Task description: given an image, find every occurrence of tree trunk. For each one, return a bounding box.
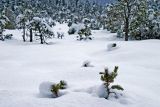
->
[125,18,129,41]
[76,0,79,7]
[38,26,43,44]
[30,28,33,42]
[0,28,4,41]
[40,34,43,44]
[23,26,26,42]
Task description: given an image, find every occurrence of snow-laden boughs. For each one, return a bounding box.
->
[105,4,122,33]
[77,25,92,41]
[68,23,85,35]
[0,10,10,41]
[16,14,27,42]
[16,9,34,42]
[99,66,124,99]
[90,19,101,30]
[29,17,55,44]
[0,0,110,35]
[0,0,159,41]
[106,0,160,40]
[44,17,56,27]
[130,0,160,40]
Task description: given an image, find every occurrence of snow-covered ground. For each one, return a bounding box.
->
[0,23,160,107]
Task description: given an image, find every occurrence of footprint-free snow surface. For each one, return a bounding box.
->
[0,23,160,107]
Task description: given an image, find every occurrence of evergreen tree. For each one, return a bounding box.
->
[146,0,160,39]
[0,9,10,41]
[99,66,124,99]
[25,9,34,42]
[130,0,148,40]
[106,0,159,40]
[29,17,55,44]
[3,7,16,29]
[77,25,92,40]
[16,14,27,42]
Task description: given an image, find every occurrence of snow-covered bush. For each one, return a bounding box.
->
[4,34,13,40]
[90,19,100,30]
[82,61,91,67]
[77,26,92,41]
[68,27,76,35]
[107,43,117,51]
[68,23,85,35]
[117,28,124,38]
[99,66,124,99]
[68,21,72,27]
[57,32,64,39]
[39,80,67,98]
[45,17,56,27]
[83,18,91,25]
[51,80,67,97]
[82,60,94,67]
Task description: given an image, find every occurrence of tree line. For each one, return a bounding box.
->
[0,0,159,42]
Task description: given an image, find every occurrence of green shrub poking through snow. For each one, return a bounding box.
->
[51,80,67,97]
[59,80,67,89]
[51,84,60,97]
[99,66,124,99]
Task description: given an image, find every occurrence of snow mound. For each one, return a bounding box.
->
[82,60,94,67]
[39,81,54,98]
[95,84,108,98]
[85,84,124,99]
[39,81,68,98]
[73,84,128,104]
[107,43,119,51]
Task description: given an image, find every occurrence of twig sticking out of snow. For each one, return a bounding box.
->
[82,61,94,67]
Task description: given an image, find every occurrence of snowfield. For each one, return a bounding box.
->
[0,23,160,107]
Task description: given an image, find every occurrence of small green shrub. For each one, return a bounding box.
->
[50,80,67,97]
[51,84,60,97]
[77,26,92,40]
[99,66,124,99]
[59,80,67,89]
[68,28,76,35]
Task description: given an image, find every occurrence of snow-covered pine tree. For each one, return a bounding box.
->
[0,0,108,35]
[0,9,10,41]
[105,4,122,33]
[99,66,124,99]
[106,0,160,40]
[51,80,67,97]
[114,0,138,41]
[146,0,160,39]
[77,25,92,40]
[16,14,27,42]
[130,0,148,40]
[25,9,34,42]
[29,17,55,44]
[3,6,16,29]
